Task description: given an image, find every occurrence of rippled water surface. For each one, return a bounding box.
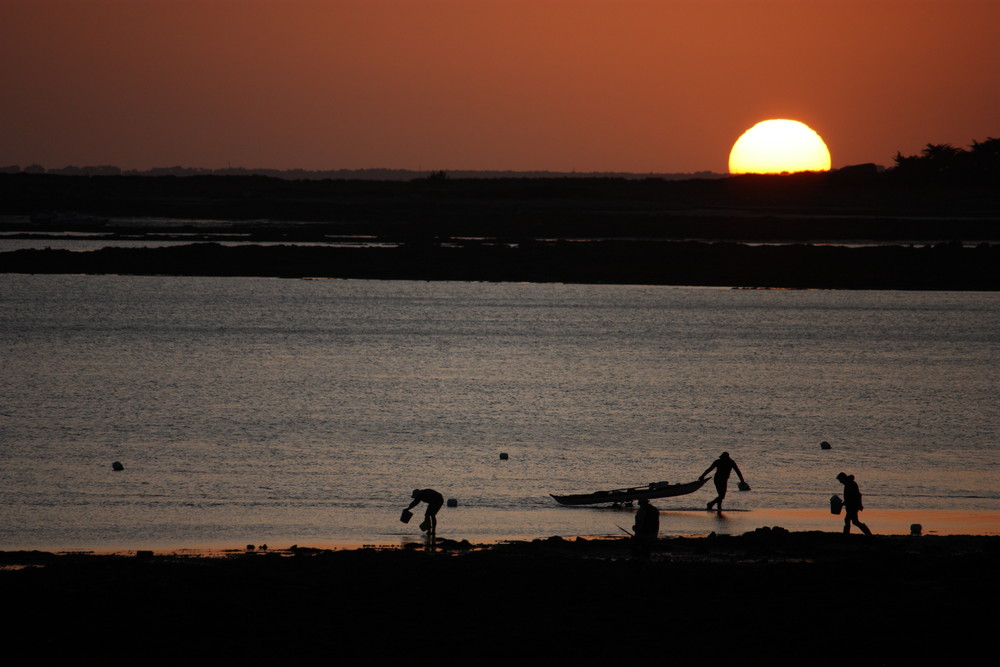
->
[2,276,998,548]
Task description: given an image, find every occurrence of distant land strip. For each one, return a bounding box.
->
[3,241,999,290]
[3,171,997,288]
[3,170,998,226]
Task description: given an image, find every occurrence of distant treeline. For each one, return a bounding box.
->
[891,138,1000,185]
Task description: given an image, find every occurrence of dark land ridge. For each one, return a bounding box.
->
[3,530,996,664]
[2,170,998,288]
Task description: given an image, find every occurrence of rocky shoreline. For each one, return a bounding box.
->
[3,530,996,663]
[5,239,1000,290]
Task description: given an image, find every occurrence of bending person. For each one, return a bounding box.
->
[699,451,748,513]
[406,488,444,538]
[631,498,660,560]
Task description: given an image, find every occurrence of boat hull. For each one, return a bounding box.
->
[550,478,709,506]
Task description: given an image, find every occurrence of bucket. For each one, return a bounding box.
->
[830,495,843,515]
[400,509,413,524]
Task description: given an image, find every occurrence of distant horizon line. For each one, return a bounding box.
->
[1,164,734,180]
[1,163,891,181]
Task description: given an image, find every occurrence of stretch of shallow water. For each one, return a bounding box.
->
[1,276,998,549]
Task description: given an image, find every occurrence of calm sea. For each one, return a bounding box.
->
[1,275,998,549]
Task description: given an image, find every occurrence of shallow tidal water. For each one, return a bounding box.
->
[1,275,998,549]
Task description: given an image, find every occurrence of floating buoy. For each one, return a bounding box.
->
[447,498,458,507]
[820,441,832,450]
[112,461,124,471]
[499,452,509,460]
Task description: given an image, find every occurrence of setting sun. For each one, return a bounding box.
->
[729,119,832,174]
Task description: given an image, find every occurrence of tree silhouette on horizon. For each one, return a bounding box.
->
[892,138,1000,185]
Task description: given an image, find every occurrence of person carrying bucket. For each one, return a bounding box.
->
[699,451,749,513]
[836,472,873,536]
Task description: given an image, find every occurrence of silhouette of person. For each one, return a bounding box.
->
[631,498,660,559]
[406,488,444,538]
[836,472,873,536]
[700,451,748,512]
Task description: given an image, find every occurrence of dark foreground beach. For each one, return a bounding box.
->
[4,530,996,665]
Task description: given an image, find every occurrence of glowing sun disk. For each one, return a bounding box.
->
[729,119,831,174]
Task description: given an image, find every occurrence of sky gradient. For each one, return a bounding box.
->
[2,0,997,173]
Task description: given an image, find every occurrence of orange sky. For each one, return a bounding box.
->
[1,0,997,173]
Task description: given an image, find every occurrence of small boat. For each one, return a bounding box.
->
[550,478,709,506]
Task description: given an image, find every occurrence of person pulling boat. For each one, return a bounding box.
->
[700,452,749,513]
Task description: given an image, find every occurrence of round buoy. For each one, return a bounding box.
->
[447,498,458,507]
[820,441,832,450]
[499,452,509,460]
[112,461,124,471]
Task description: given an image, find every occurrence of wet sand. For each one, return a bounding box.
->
[6,507,996,557]
[661,507,1000,537]
[3,529,996,665]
